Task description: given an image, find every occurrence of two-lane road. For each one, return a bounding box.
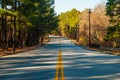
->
[0,36,120,80]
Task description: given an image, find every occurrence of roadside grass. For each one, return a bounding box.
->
[71,39,120,56]
[0,39,49,57]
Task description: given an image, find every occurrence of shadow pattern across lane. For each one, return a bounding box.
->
[0,36,120,80]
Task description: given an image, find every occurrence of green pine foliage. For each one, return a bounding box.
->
[0,9,17,16]
[0,0,58,51]
[58,8,80,39]
[105,0,120,47]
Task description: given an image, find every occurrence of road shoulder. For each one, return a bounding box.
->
[71,39,120,56]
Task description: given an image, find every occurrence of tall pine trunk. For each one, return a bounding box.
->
[13,0,17,53]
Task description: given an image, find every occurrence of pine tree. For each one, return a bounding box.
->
[105,0,120,47]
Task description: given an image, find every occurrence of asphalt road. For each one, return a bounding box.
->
[0,36,120,80]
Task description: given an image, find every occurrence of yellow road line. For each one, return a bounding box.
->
[55,49,65,80]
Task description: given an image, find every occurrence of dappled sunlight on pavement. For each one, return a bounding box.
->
[0,36,120,80]
[59,38,120,80]
[54,49,64,80]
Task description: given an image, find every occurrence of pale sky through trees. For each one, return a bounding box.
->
[55,0,107,14]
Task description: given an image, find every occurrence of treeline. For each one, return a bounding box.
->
[58,0,120,48]
[0,0,58,53]
[58,8,80,39]
[78,3,109,47]
[105,0,120,48]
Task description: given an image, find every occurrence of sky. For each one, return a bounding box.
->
[54,0,107,14]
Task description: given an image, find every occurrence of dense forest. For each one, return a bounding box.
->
[58,8,80,39]
[0,0,58,53]
[105,0,120,48]
[58,0,120,48]
[0,0,120,54]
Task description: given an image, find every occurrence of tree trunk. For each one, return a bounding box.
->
[13,0,17,53]
[1,0,6,51]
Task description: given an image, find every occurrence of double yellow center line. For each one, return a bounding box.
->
[54,49,65,80]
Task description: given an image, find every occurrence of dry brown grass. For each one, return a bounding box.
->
[0,38,49,57]
[71,40,120,56]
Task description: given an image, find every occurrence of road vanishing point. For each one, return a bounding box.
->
[0,36,120,80]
